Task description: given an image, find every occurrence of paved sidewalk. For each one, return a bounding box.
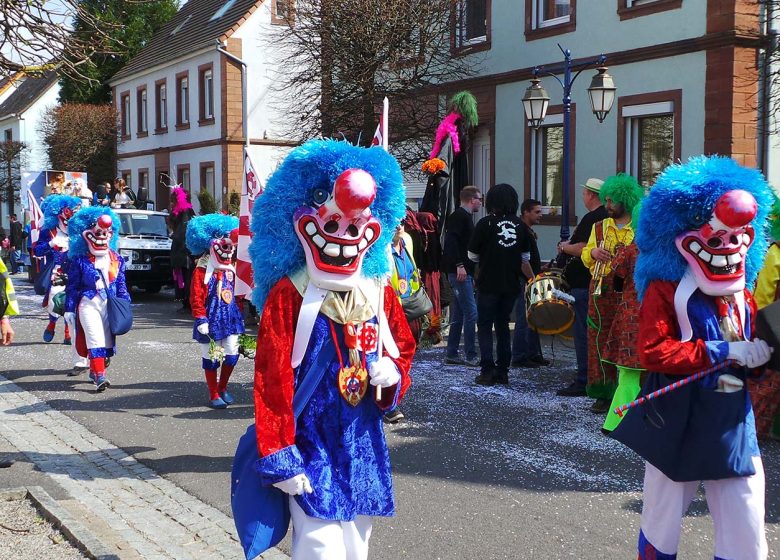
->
[0,373,287,560]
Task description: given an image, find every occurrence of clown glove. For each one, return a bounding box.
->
[273,474,313,496]
[197,323,209,335]
[369,356,401,388]
[727,339,772,368]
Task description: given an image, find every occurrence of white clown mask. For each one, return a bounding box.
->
[294,169,381,291]
[674,189,757,296]
[82,214,113,256]
[58,205,78,235]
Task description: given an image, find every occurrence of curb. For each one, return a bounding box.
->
[0,486,118,559]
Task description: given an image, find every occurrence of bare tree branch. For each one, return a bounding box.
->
[0,0,121,81]
[267,0,481,171]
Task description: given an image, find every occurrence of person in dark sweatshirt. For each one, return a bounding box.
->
[468,183,530,386]
[442,186,483,367]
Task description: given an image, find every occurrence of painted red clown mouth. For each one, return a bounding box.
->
[297,215,380,273]
[211,239,234,264]
[84,230,109,251]
[680,233,751,280]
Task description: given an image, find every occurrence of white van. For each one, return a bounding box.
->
[114,208,172,293]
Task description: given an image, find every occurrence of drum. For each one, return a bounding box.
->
[525,270,575,335]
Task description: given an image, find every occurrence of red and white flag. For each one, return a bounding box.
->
[235,148,264,298]
[26,188,43,246]
[371,97,389,151]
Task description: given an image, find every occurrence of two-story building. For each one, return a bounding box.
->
[442,0,773,254]
[109,0,295,213]
[0,70,59,222]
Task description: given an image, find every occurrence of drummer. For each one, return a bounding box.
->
[511,199,549,368]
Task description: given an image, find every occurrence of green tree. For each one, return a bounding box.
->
[59,0,179,103]
[198,188,218,215]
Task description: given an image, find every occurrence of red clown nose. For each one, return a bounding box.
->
[714,189,757,228]
[98,214,113,229]
[333,169,377,219]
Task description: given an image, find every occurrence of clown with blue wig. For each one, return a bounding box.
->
[185,213,243,409]
[64,207,131,392]
[231,140,415,560]
[34,194,91,373]
[611,156,773,559]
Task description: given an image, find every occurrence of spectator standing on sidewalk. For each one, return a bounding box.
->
[442,185,482,367]
[0,257,18,345]
[469,183,527,386]
[8,214,25,274]
[556,178,607,396]
[511,198,549,369]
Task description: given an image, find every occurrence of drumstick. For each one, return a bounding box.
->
[614,360,735,417]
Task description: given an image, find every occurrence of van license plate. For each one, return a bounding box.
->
[126,264,151,271]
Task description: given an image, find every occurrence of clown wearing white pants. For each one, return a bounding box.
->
[289,497,372,560]
[610,156,775,560]
[640,458,767,560]
[65,208,131,393]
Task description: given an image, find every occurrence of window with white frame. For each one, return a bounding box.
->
[203,165,215,198]
[454,0,487,48]
[121,93,131,137]
[623,101,675,187]
[201,69,214,120]
[138,88,148,133]
[157,82,167,130]
[177,75,189,125]
[177,166,191,191]
[532,0,571,29]
[529,113,564,207]
[626,0,660,6]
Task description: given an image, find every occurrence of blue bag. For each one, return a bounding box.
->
[231,343,336,560]
[33,258,55,296]
[100,270,133,336]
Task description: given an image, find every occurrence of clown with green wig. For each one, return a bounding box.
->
[581,174,645,414]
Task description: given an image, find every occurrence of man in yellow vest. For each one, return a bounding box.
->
[0,257,18,344]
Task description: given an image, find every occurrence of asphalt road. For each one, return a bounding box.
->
[3,281,779,559]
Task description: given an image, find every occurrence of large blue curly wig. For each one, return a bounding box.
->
[249,139,406,311]
[186,214,239,256]
[635,155,774,300]
[41,194,82,230]
[68,206,120,257]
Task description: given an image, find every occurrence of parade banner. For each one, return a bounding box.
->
[26,188,43,246]
[235,149,264,298]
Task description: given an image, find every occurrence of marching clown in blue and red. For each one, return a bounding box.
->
[232,139,415,560]
[611,156,774,560]
[64,207,131,392]
[185,213,244,409]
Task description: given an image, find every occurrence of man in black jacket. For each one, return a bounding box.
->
[555,178,608,396]
[443,186,482,366]
[8,214,25,274]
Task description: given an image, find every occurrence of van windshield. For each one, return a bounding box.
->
[118,213,169,237]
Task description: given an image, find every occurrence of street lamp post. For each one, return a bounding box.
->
[522,44,616,241]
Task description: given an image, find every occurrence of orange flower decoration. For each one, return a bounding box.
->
[422,158,446,175]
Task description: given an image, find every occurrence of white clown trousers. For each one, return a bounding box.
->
[198,334,239,360]
[640,457,767,560]
[289,497,372,560]
[78,295,113,352]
